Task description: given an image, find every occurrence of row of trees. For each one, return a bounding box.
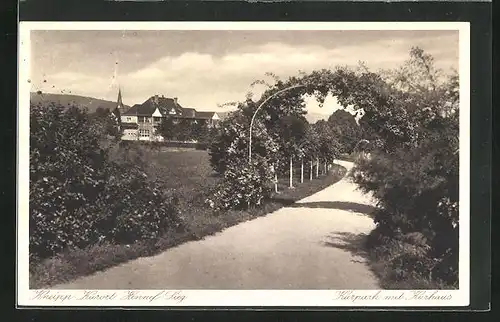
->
[206,69,375,211]
[207,76,349,210]
[207,47,459,286]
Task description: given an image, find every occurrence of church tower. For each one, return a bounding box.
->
[116,87,124,110]
[112,87,123,130]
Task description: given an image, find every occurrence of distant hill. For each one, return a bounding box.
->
[30,92,129,114]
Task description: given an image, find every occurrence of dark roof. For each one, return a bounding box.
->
[122,95,184,116]
[121,95,218,120]
[182,108,196,118]
[195,111,217,119]
[121,104,141,116]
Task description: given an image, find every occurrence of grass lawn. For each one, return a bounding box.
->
[29,149,346,288]
[149,149,219,206]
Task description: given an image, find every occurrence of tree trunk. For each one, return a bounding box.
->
[310,159,313,181]
[289,156,294,188]
[316,157,319,177]
[324,161,327,174]
[273,163,278,193]
[300,159,304,183]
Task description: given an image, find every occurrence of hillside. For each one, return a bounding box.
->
[30,92,129,114]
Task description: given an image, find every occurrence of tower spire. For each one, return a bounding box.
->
[116,86,123,109]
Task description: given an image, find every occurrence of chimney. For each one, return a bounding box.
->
[173,97,178,105]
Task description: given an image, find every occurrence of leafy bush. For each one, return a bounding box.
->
[353,126,459,285]
[206,157,273,211]
[209,109,280,174]
[29,103,181,261]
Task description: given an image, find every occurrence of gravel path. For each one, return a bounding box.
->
[53,160,380,289]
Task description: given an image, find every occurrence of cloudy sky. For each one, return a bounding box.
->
[30,29,458,115]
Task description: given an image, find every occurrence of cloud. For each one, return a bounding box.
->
[31,30,458,116]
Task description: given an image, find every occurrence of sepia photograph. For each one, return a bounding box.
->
[17,22,470,307]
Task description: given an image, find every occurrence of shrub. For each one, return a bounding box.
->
[206,157,273,211]
[30,103,110,259]
[347,47,460,287]
[353,115,459,286]
[29,103,181,261]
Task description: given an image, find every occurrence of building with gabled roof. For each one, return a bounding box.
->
[119,93,220,141]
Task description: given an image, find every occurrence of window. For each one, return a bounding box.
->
[138,116,145,123]
[139,129,150,137]
[154,117,161,122]
[126,117,132,122]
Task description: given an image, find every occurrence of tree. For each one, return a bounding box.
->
[303,125,321,180]
[158,117,208,142]
[223,49,460,285]
[30,103,181,260]
[157,116,176,140]
[207,49,460,288]
[89,106,121,141]
[327,109,362,154]
[312,120,341,173]
[350,47,460,285]
[207,106,280,210]
[273,114,309,188]
[209,106,280,176]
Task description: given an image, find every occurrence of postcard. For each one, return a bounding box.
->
[17,21,470,307]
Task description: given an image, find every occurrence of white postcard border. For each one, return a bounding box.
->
[17,21,470,307]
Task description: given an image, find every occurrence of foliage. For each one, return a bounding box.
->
[209,107,280,175]
[311,120,342,162]
[29,103,181,261]
[157,116,176,140]
[157,116,213,142]
[208,47,459,286]
[30,160,346,289]
[90,107,122,141]
[351,48,460,286]
[206,158,274,211]
[327,110,363,154]
[272,114,310,173]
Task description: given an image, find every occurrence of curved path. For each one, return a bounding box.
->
[53,160,380,289]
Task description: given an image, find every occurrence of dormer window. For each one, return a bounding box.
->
[169,108,176,115]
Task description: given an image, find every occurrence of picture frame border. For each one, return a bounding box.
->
[13,0,491,313]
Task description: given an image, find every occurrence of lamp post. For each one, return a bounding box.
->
[353,139,370,151]
[248,84,304,163]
